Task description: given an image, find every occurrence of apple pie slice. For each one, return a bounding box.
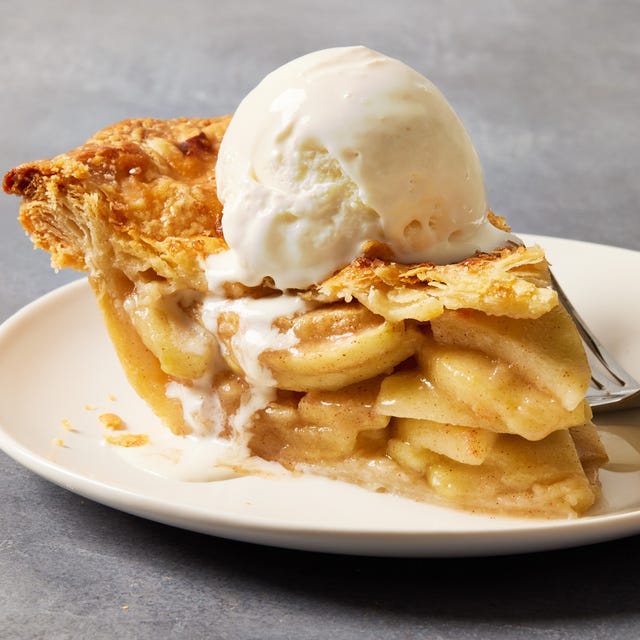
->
[3,116,607,518]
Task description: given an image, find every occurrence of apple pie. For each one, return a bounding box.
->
[3,116,607,518]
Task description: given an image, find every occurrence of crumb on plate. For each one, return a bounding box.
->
[99,412,125,430]
[105,433,150,447]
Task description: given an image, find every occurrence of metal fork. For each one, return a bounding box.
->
[550,272,640,412]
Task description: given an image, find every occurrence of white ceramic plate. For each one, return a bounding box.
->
[2,235,640,557]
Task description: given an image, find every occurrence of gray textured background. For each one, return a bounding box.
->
[1,1,640,638]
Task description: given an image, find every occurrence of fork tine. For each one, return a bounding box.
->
[549,271,640,412]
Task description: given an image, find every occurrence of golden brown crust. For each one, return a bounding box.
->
[3,116,231,285]
[310,244,558,322]
[89,272,190,435]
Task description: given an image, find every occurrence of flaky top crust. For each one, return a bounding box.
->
[3,116,231,288]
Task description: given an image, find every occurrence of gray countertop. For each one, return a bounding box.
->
[2,1,640,638]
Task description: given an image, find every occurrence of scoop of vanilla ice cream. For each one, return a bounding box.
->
[215,46,514,290]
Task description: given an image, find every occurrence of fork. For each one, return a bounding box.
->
[550,271,640,412]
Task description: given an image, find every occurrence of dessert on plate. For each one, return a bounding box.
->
[3,46,607,518]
